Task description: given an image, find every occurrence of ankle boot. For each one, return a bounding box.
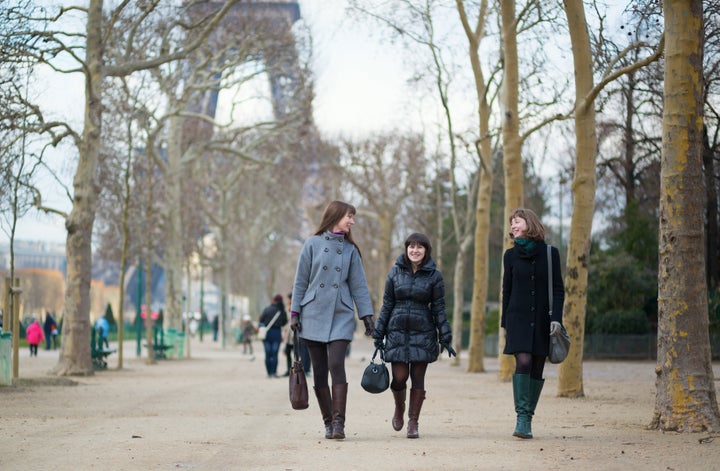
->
[512,374,532,439]
[406,389,425,439]
[527,377,545,436]
[331,383,348,439]
[391,386,407,431]
[314,386,333,439]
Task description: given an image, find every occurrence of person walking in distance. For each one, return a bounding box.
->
[501,208,565,439]
[290,200,375,440]
[373,233,455,439]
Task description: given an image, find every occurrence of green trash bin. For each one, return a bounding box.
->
[164,329,177,358]
[0,332,12,386]
[175,332,185,359]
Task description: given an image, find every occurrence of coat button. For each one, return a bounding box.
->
[337,249,342,254]
[530,307,535,311]
[322,266,328,270]
[325,236,329,240]
[530,275,535,280]
[332,283,339,288]
[335,267,341,272]
[324,248,329,252]
[320,283,325,288]
[531,290,535,296]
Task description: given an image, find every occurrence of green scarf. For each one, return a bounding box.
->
[514,238,536,250]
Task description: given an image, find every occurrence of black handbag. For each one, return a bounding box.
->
[547,245,571,364]
[288,335,309,409]
[361,347,389,394]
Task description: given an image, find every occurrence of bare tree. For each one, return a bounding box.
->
[3,0,243,375]
[650,0,720,432]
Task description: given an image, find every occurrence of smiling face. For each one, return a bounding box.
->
[510,216,529,239]
[332,212,355,233]
[407,241,426,267]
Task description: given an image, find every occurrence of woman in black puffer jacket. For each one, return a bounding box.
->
[373,233,455,439]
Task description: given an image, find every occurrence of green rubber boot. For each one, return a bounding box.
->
[512,374,532,439]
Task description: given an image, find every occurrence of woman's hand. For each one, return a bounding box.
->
[290,313,301,332]
[362,316,375,337]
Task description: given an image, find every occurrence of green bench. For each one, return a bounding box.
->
[91,328,116,369]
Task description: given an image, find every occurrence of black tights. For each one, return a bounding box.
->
[390,362,428,390]
[303,339,350,387]
[514,353,545,380]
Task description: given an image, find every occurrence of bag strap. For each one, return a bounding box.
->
[547,245,553,318]
[293,330,301,363]
[265,308,282,330]
[371,347,385,363]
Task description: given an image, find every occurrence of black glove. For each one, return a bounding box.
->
[290,315,301,333]
[374,337,384,351]
[440,341,456,358]
[362,316,375,337]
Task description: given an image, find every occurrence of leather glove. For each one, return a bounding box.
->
[290,314,301,333]
[550,321,561,335]
[440,341,456,358]
[362,316,375,337]
[374,337,384,351]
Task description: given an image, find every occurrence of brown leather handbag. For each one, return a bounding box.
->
[288,335,309,409]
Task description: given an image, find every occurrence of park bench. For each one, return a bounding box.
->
[91,328,116,370]
[144,326,173,359]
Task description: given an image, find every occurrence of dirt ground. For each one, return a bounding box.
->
[2,335,720,471]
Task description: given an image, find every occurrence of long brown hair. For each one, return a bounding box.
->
[508,208,545,242]
[314,200,361,255]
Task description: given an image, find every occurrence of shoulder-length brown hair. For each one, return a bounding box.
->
[508,208,545,242]
[314,200,361,254]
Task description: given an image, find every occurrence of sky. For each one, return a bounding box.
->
[12,0,413,244]
[9,1,633,245]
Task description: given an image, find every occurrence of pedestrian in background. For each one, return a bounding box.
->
[373,232,454,439]
[501,208,565,439]
[259,294,287,378]
[26,319,44,357]
[241,314,256,356]
[290,200,375,440]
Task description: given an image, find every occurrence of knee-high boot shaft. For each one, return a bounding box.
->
[331,383,348,439]
[314,386,333,439]
[512,374,532,439]
[406,389,425,439]
[391,386,407,431]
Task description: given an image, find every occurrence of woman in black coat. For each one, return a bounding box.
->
[502,208,564,439]
[374,233,455,439]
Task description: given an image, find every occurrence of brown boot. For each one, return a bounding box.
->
[331,383,348,439]
[314,386,333,439]
[406,389,425,439]
[391,386,407,431]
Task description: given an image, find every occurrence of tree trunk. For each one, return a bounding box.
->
[557,0,597,398]
[52,0,104,376]
[163,117,185,331]
[651,0,720,432]
[497,0,523,381]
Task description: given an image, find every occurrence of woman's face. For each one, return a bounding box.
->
[407,242,426,265]
[510,216,528,239]
[332,212,355,233]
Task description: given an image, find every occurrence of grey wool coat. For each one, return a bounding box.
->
[501,241,564,356]
[374,255,452,363]
[291,232,374,343]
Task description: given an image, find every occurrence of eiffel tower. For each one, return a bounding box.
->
[184,0,325,231]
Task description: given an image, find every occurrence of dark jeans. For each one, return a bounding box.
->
[29,344,38,356]
[262,327,282,376]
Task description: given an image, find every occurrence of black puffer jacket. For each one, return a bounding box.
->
[374,255,452,363]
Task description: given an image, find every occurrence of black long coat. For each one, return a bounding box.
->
[374,255,452,363]
[501,241,564,356]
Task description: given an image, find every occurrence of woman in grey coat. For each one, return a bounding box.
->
[373,233,455,439]
[290,201,375,440]
[502,208,564,439]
